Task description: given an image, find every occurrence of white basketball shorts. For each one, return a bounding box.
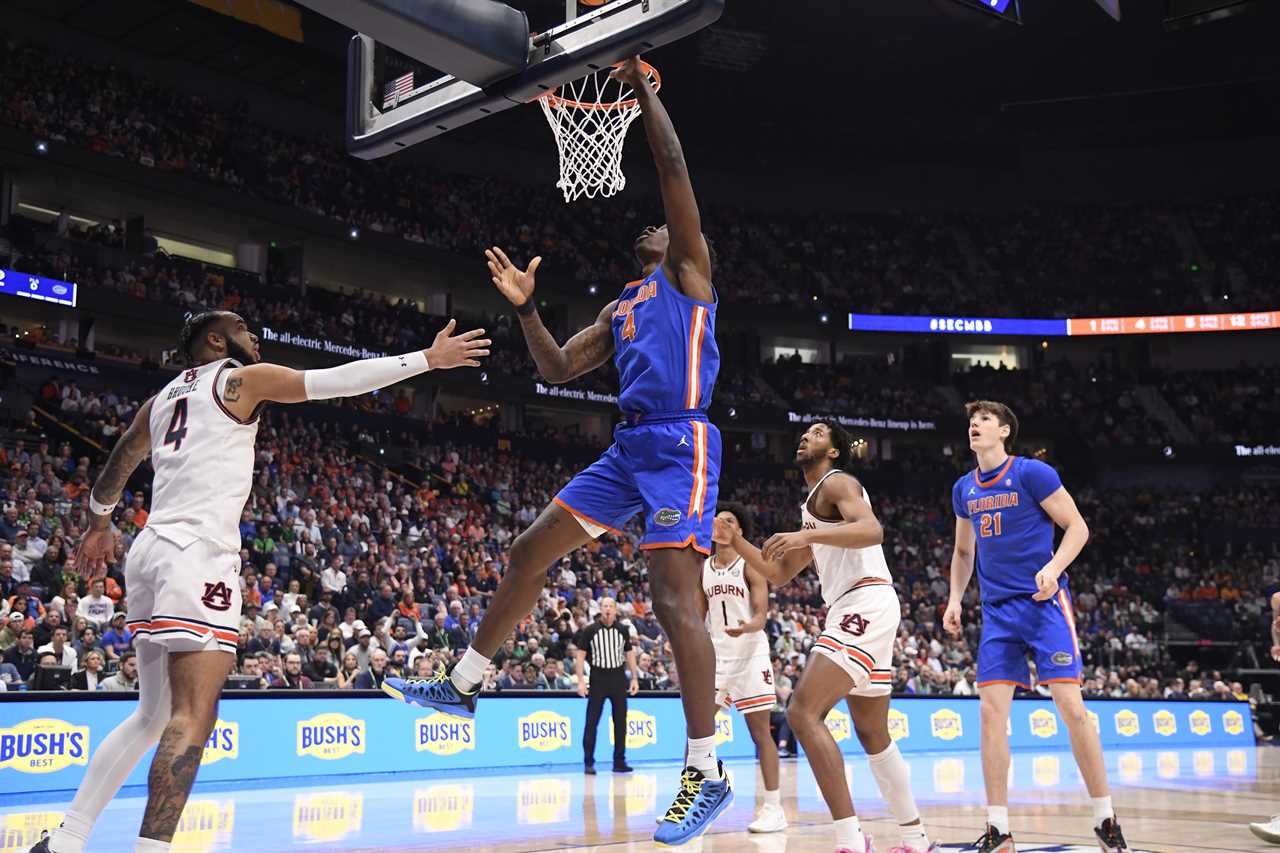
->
[812,581,900,696]
[126,527,242,654]
[715,652,777,715]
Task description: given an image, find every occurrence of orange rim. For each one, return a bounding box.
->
[539,61,661,111]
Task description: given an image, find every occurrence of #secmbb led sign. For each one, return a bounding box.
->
[849,310,1280,337]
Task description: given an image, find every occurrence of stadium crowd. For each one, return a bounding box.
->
[1,35,1277,321]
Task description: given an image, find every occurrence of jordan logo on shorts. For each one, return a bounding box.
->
[839,612,870,637]
[201,581,233,612]
[678,435,689,447]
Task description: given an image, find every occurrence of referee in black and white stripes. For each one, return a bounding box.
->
[575,597,637,774]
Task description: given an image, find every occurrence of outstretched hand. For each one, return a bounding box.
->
[425,319,490,369]
[610,56,650,92]
[72,527,114,581]
[486,247,540,309]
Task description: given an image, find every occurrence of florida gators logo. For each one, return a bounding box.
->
[839,612,869,637]
[201,581,233,612]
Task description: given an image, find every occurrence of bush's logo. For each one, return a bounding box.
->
[930,708,963,741]
[1,812,65,851]
[518,778,571,825]
[1194,750,1214,777]
[1114,709,1140,737]
[172,798,235,853]
[714,710,734,746]
[1153,709,1177,737]
[417,713,475,756]
[620,773,658,817]
[292,791,363,842]
[0,718,89,774]
[1157,751,1180,779]
[1118,752,1143,782]
[824,709,851,743]
[201,719,239,766]
[609,710,657,749]
[296,714,365,760]
[1028,708,1058,739]
[1228,749,1247,776]
[932,757,964,793]
[1033,755,1061,787]
[413,783,474,833]
[1223,709,1245,736]
[518,710,571,752]
[1189,710,1211,736]
[887,708,910,742]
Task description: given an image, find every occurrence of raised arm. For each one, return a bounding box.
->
[77,397,156,577]
[779,474,884,554]
[219,319,490,421]
[486,246,616,384]
[943,516,976,638]
[614,58,713,302]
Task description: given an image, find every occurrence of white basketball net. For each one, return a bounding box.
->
[538,64,660,203]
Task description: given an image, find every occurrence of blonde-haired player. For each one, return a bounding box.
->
[34,311,487,853]
[718,422,939,853]
[702,501,786,834]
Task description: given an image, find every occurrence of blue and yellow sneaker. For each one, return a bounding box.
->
[653,761,733,847]
[381,667,477,719]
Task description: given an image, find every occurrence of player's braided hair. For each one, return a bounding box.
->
[714,500,754,540]
[177,310,224,366]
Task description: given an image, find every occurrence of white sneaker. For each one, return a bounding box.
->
[747,802,788,833]
[1250,816,1280,844]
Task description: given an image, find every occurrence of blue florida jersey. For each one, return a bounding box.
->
[952,455,1066,603]
[612,264,719,416]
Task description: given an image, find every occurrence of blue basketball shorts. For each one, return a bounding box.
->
[976,587,1083,688]
[554,413,720,555]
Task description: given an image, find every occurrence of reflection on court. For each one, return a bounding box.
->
[0,746,1273,853]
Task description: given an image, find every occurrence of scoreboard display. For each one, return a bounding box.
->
[0,268,77,308]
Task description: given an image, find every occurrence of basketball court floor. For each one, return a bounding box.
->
[3,745,1277,853]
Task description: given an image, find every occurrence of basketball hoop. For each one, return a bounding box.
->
[537,61,661,203]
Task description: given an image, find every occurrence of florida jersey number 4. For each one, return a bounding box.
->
[621,311,637,342]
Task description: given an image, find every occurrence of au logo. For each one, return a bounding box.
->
[518,710,571,752]
[1114,709,1140,738]
[413,783,475,833]
[417,713,475,756]
[932,757,964,793]
[1,812,65,852]
[1223,709,1245,736]
[1033,755,1061,787]
[1189,710,1211,736]
[609,710,657,749]
[518,778,572,825]
[201,719,239,766]
[292,791,364,842]
[172,799,235,853]
[1028,708,1058,739]
[0,718,89,774]
[1153,709,1177,737]
[931,708,963,742]
[1118,752,1143,782]
[297,713,365,760]
[887,708,910,742]
[824,709,852,743]
[714,710,734,746]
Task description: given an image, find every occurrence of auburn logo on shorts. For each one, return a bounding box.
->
[201,581,233,612]
[839,612,870,637]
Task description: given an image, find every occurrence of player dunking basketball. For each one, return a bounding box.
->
[945,400,1130,853]
[721,423,939,853]
[701,502,786,834]
[381,57,731,847]
[33,312,487,853]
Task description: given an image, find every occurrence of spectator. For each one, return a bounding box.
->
[280,652,311,689]
[101,613,134,659]
[100,651,139,691]
[3,629,37,681]
[336,651,361,689]
[80,579,115,631]
[71,649,105,690]
[37,626,77,669]
[352,648,389,689]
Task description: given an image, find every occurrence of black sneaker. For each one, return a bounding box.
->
[970,825,1015,852]
[613,762,633,773]
[28,831,51,853]
[382,666,477,718]
[584,765,597,775]
[1095,817,1130,852]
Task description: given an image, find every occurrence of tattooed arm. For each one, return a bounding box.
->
[75,396,155,577]
[519,300,617,385]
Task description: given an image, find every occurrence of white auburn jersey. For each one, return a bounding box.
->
[702,555,769,660]
[801,469,893,605]
[145,358,259,552]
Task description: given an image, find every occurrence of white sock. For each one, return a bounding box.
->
[867,742,923,831]
[686,734,719,777]
[451,647,489,692]
[48,816,90,853]
[763,788,782,808]
[135,839,170,853]
[54,644,172,853]
[988,805,1010,835]
[833,815,865,850]
[901,822,931,851]
[1092,795,1114,827]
